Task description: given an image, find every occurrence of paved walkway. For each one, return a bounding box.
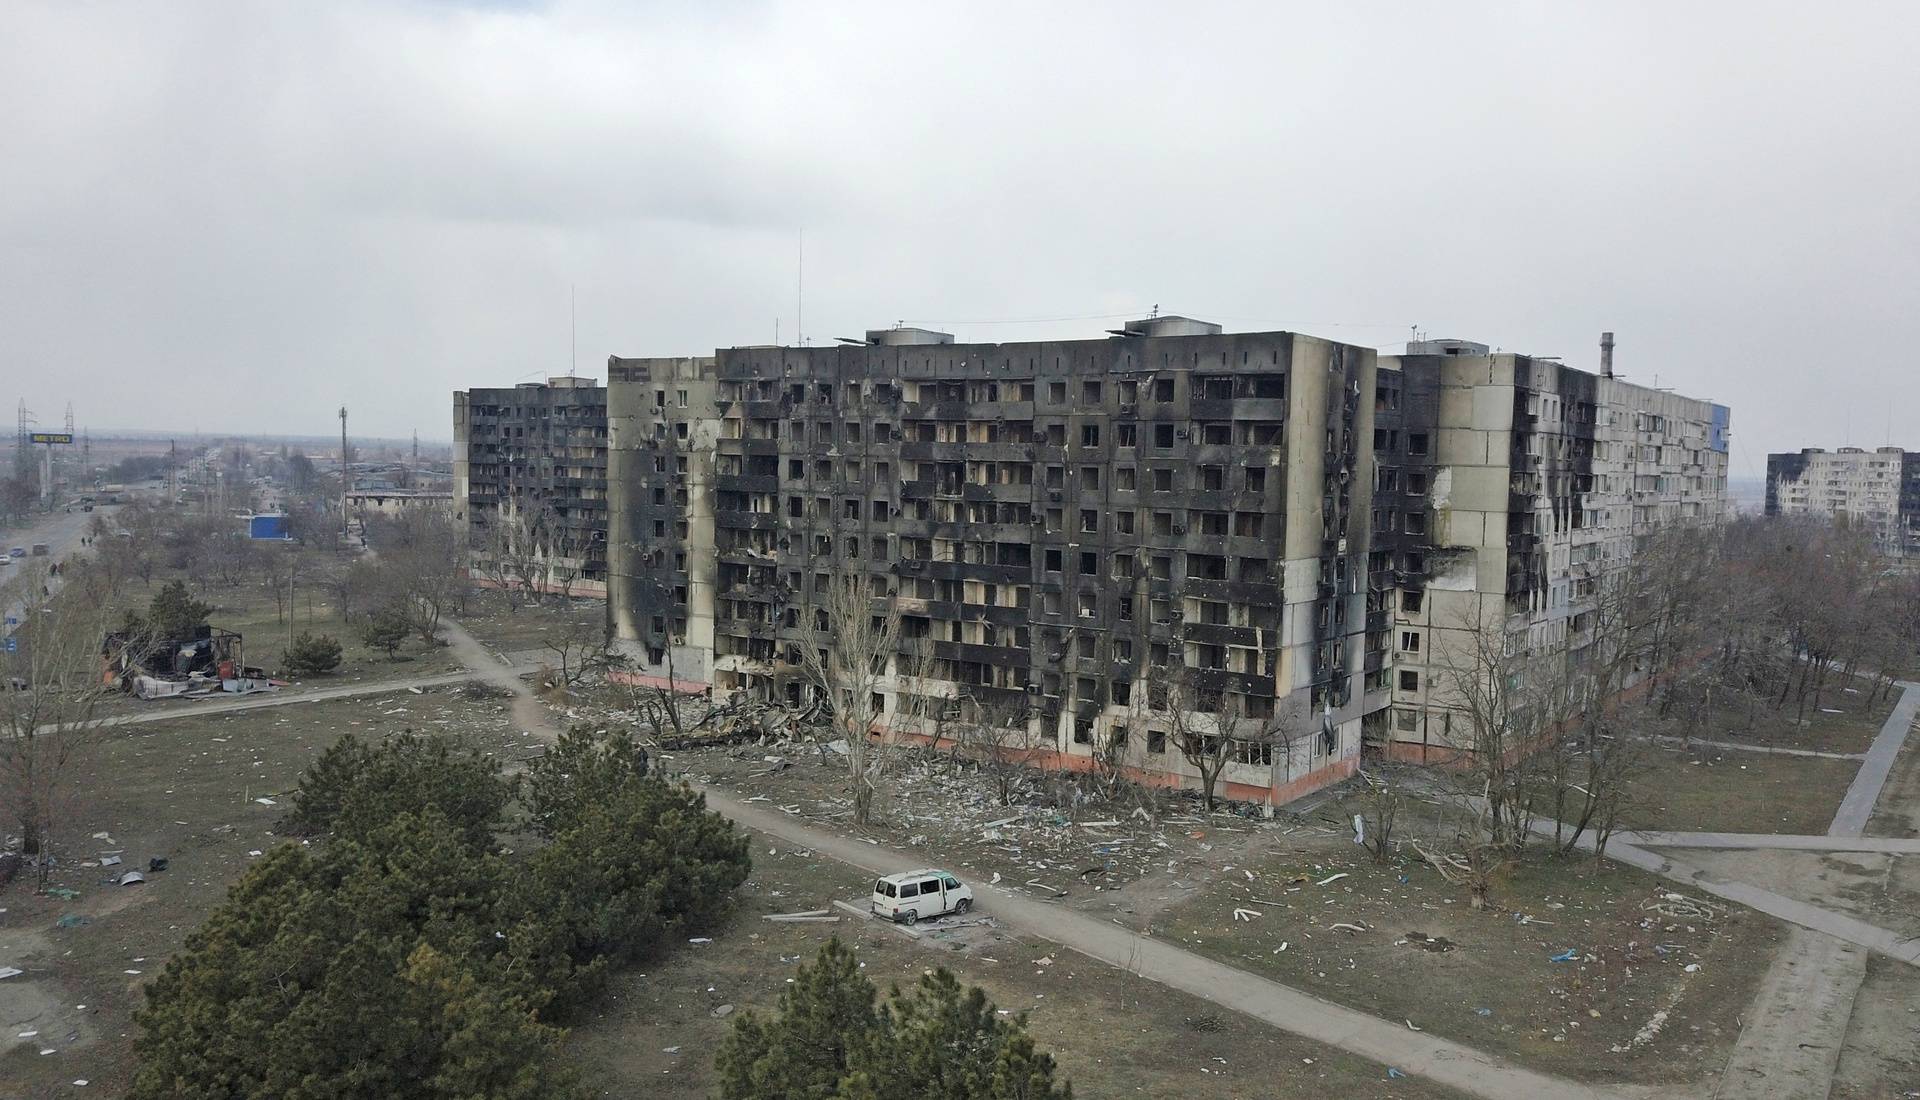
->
[1709,680,1920,1098]
[1619,831,1920,854]
[1546,826,1920,965]
[699,788,1641,1100]
[1830,681,1920,836]
[1645,735,1863,761]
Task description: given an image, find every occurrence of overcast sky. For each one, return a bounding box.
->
[4,1,1915,475]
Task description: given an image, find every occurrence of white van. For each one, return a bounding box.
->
[871,869,974,925]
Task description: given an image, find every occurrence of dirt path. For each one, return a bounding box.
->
[693,787,1645,1100]
[438,616,563,738]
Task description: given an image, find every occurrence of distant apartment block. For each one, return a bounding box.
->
[452,376,609,597]
[1766,446,1920,558]
[1373,338,1732,762]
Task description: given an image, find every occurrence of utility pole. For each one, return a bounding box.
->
[338,406,350,545]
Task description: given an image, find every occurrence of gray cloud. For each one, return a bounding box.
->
[3,0,1915,474]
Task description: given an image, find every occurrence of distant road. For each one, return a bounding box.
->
[1,503,114,643]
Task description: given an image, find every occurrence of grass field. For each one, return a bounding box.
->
[564,842,1468,1100]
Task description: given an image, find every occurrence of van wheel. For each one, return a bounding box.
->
[903,910,918,926]
[955,898,972,915]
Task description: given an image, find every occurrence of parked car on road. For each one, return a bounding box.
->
[871,869,974,925]
[7,548,24,559]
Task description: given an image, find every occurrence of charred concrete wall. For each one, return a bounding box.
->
[453,378,609,598]
[684,327,1376,802]
[606,356,720,687]
[1378,349,1730,758]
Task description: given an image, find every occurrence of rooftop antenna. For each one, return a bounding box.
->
[796,229,804,348]
[1150,303,1160,319]
[570,283,577,377]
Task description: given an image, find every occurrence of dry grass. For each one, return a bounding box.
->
[1150,834,1782,1085]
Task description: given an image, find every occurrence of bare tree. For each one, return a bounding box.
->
[372,509,466,642]
[1356,768,1403,864]
[0,565,135,878]
[1433,613,1551,852]
[1411,789,1512,911]
[472,502,545,609]
[954,692,1041,806]
[797,567,901,826]
[540,612,610,688]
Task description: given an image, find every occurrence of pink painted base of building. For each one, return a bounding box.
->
[893,729,1359,807]
[467,574,607,600]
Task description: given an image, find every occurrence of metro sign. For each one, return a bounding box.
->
[29,432,73,445]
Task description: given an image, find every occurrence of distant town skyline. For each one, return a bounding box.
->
[7,2,1917,485]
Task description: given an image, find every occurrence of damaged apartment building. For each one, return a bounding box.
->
[598,319,1730,804]
[1371,335,1731,762]
[452,376,611,597]
[1766,446,1920,558]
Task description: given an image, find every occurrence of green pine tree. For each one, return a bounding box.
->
[716,938,880,1100]
[147,579,211,639]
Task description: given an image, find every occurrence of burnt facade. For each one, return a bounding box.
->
[1378,341,1731,760]
[452,377,609,597]
[595,321,1732,795]
[608,318,1379,803]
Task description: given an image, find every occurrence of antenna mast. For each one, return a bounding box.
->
[797,229,804,348]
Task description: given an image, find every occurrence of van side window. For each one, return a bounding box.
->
[943,877,961,890]
[899,882,919,898]
[920,879,941,895]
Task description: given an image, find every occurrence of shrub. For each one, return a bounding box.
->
[284,632,343,674]
[718,940,1071,1099]
[359,604,412,658]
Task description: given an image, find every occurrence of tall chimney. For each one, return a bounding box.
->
[1600,331,1615,378]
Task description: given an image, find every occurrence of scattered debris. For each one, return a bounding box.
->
[711,1003,735,1018]
[118,871,147,887]
[1232,908,1262,922]
[1549,948,1579,963]
[1316,872,1350,886]
[1643,892,1726,922]
[1401,931,1456,953]
[763,909,840,924]
[0,967,21,980]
